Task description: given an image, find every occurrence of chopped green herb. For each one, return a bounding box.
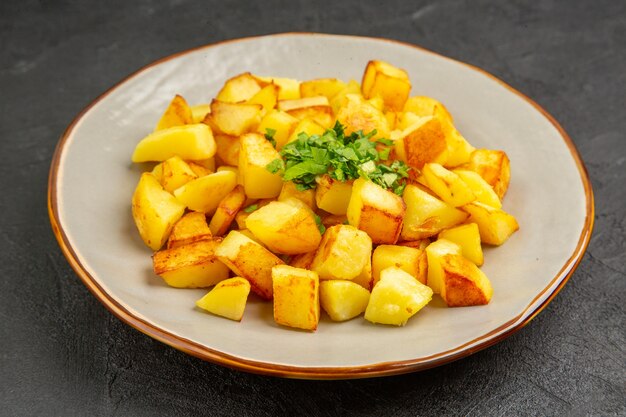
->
[264,121,410,194]
[243,204,259,213]
[314,214,326,235]
[264,128,277,148]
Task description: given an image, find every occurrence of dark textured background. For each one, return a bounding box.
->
[1,1,624,416]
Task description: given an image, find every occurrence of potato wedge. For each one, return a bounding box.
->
[272,265,320,331]
[422,163,476,207]
[438,223,483,266]
[461,201,519,245]
[167,212,212,249]
[155,94,193,131]
[372,245,427,285]
[153,239,229,288]
[311,224,372,280]
[440,254,493,306]
[401,184,469,240]
[364,267,433,326]
[132,173,186,250]
[132,124,216,162]
[196,277,251,321]
[454,169,501,209]
[463,149,511,199]
[209,185,246,236]
[216,72,262,103]
[315,175,353,215]
[208,100,263,136]
[361,60,411,111]
[173,170,237,214]
[186,161,213,177]
[320,280,370,322]
[425,239,462,294]
[347,178,405,244]
[215,230,284,299]
[245,200,322,254]
[238,133,284,199]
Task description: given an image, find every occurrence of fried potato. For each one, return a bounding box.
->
[463,149,511,199]
[215,230,285,300]
[167,212,212,249]
[311,224,372,280]
[461,201,519,245]
[422,163,476,207]
[289,251,316,270]
[278,96,333,128]
[315,175,353,215]
[425,239,462,294]
[440,254,493,307]
[216,72,262,103]
[397,239,431,250]
[190,104,211,124]
[272,265,320,331]
[362,60,411,111]
[320,280,370,322]
[403,96,453,122]
[372,245,427,285]
[157,156,197,193]
[300,78,347,100]
[347,178,405,244]
[214,134,240,167]
[155,94,193,131]
[173,170,237,214]
[286,118,326,145]
[207,100,263,136]
[364,267,433,326]
[196,277,251,321]
[238,133,283,199]
[278,181,316,209]
[351,252,374,291]
[320,213,348,228]
[400,184,468,241]
[153,239,229,288]
[394,117,447,169]
[330,79,362,114]
[454,169,501,209]
[247,83,279,112]
[132,173,186,250]
[336,94,390,140]
[254,75,301,100]
[257,110,298,150]
[438,223,483,266]
[245,200,322,254]
[132,124,216,162]
[186,161,213,177]
[209,185,246,236]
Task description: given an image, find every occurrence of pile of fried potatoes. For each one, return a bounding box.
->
[131,60,519,330]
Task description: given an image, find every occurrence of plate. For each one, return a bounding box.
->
[48,33,593,379]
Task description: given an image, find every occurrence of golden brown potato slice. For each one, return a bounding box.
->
[215,230,285,300]
[153,239,230,288]
[214,134,240,167]
[311,224,372,280]
[278,181,316,209]
[209,185,247,236]
[167,212,212,249]
[347,178,406,244]
[155,94,193,131]
[158,156,197,193]
[132,124,216,163]
[315,175,353,215]
[216,72,262,103]
[463,149,511,199]
[394,117,447,170]
[440,254,493,307]
[400,184,468,241]
[272,265,320,331]
[372,245,427,285]
[245,200,322,254]
[132,173,186,251]
[256,110,299,150]
[300,78,347,100]
[361,60,411,111]
[173,170,237,214]
[422,163,476,207]
[207,100,263,136]
[238,133,283,199]
[461,201,519,245]
[336,94,390,140]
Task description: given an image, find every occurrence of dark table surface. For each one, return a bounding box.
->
[2,1,625,416]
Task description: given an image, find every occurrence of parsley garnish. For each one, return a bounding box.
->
[265,121,409,195]
[243,204,259,213]
[264,128,277,148]
[314,214,326,235]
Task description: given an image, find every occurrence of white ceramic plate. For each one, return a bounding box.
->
[49,33,593,379]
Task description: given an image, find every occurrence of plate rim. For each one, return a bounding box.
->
[47,32,595,379]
